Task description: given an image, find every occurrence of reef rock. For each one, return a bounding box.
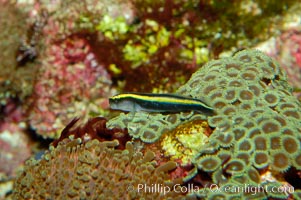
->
[13,50,301,199]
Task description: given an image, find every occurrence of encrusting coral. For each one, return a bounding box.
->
[108,49,301,199]
[178,49,301,198]
[107,111,207,143]
[12,117,190,200]
[13,50,301,199]
[3,0,301,198]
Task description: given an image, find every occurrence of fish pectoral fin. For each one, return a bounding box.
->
[128,111,136,121]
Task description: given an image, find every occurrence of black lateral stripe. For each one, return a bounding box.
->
[111,92,214,113]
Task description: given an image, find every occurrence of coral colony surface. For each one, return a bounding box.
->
[1,0,301,199]
[13,50,301,199]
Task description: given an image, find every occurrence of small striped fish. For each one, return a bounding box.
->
[109,93,214,115]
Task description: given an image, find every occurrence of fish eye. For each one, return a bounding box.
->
[109,98,117,103]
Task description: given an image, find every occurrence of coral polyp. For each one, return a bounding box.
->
[13,138,183,199]
[2,1,301,199]
[12,118,187,199]
[177,49,300,198]
[11,49,301,199]
[197,155,221,173]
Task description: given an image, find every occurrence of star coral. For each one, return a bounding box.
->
[178,49,300,198]
[12,50,301,199]
[107,49,300,199]
[107,111,207,143]
[3,1,301,199]
[22,0,301,139]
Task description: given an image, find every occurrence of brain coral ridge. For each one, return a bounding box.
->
[107,49,301,198]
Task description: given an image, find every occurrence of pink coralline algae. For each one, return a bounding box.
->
[27,35,113,138]
[0,123,31,178]
[0,100,32,178]
[260,29,301,99]
[277,30,301,94]
[22,0,137,138]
